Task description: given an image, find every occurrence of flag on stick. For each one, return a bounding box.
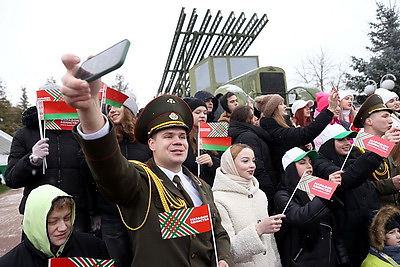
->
[200,137,231,151]
[103,87,129,108]
[298,172,338,200]
[159,205,212,239]
[43,101,79,120]
[354,132,395,158]
[48,257,115,267]
[199,122,228,137]
[45,119,80,130]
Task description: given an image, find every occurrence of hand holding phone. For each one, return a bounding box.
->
[75,39,130,82]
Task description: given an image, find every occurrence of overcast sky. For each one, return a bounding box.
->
[0,0,393,108]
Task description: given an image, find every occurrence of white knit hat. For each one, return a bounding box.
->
[375,88,399,105]
[282,147,319,170]
[338,90,353,101]
[123,91,139,116]
[291,99,314,115]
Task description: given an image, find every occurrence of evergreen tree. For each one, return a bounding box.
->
[0,79,22,136]
[347,2,400,96]
[18,86,29,111]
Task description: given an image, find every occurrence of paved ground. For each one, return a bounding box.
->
[0,188,23,256]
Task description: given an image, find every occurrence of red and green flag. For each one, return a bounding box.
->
[199,122,228,137]
[354,131,394,158]
[200,137,231,151]
[48,257,115,267]
[36,88,64,102]
[43,101,79,120]
[159,204,212,239]
[45,119,80,130]
[103,87,128,108]
[298,173,338,200]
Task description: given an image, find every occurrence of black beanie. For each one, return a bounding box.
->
[183,97,207,112]
[385,217,400,232]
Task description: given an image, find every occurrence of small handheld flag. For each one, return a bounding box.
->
[298,173,338,200]
[103,87,129,108]
[48,257,115,267]
[158,205,212,239]
[200,137,231,151]
[354,132,395,158]
[43,101,79,120]
[199,122,228,137]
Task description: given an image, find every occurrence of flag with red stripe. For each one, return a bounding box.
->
[48,257,115,267]
[354,131,394,157]
[200,137,231,151]
[298,173,338,200]
[43,101,79,120]
[103,87,128,108]
[159,205,212,239]
[199,122,228,137]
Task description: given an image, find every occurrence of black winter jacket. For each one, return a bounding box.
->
[0,231,110,267]
[5,127,95,215]
[313,141,382,267]
[274,162,348,267]
[259,109,334,175]
[228,119,276,209]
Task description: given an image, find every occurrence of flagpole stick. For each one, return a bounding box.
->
[282,187,297,215]
[340,142,355,171]
[36,106,46,174]
[207,204,219,267]
[197,125,200,177]
[282,171,306,214]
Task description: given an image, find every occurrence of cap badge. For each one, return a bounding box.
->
[166,98,176,104]
[169,112,179,120]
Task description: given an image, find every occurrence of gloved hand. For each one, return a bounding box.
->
[31,138,49,164]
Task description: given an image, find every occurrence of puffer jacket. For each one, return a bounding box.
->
[5,107,96,225]
[259,109,334,177]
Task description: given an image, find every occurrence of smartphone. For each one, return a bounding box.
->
[75,39,130,82]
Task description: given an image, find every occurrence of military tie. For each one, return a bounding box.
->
[173,175,194,207]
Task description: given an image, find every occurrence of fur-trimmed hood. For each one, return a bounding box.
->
[369,205,400,252]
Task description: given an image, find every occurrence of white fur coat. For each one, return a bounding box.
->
[212,168,282,267]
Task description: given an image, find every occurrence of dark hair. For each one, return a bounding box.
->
[230,105,253,124]
[220,92,237,112]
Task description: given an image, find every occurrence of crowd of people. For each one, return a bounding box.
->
[1,52,400,266]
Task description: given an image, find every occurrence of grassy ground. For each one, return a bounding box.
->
[0,184,10,195]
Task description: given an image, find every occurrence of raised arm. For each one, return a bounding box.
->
[60,54,104,134]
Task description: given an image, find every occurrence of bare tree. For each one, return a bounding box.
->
[294,48,348,91]
[110,74,129,92]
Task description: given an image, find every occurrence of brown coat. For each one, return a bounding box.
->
[73,125,233,267]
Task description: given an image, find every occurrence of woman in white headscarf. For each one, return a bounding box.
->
[212,144,284,267]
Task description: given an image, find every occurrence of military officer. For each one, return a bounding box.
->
[60,54,233,267]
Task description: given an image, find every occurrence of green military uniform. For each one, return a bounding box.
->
[354,94,399,206]
[73,95,233,266]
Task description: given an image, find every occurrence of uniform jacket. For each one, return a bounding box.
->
[259,109,334,175]
[0,185,109,267]
[5,122,95,216]
[212,168,281,267]
[228,119,276,208]
[361,253,392,267]
[97,136,152,216]
[72,124,233,267]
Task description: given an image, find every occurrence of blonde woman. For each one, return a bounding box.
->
[212,144,284,267]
